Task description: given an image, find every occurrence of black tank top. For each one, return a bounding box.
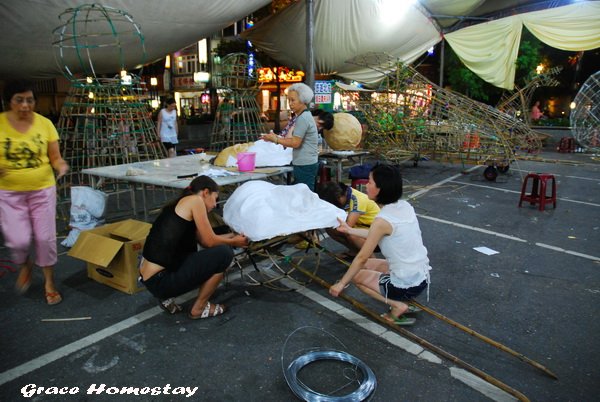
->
[143,204,197,270]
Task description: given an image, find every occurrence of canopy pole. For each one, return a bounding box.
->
[439,38,445,88]
[305,0,315,90]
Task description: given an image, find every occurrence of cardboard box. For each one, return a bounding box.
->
[68,219,152,294]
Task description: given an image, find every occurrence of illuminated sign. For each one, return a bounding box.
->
[258,67,304,83]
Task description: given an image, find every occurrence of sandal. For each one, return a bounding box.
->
[15,267,32,295]
[45,291,63,305]
[188,301,226,320]
[381,313,416,326]
[159,298,183,314]
[407,304,422,314]
[389,304,422,314]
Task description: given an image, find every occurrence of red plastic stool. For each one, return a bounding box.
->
[351,178,369,192]
[518,173,557,211]
[557,137,575,153]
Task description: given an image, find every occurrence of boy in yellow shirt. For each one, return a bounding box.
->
[317,181,380,258]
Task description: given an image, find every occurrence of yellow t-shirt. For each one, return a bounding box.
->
[0,112,59,191]
[346,187,380,228]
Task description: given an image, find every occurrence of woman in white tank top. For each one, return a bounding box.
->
[329,164,431,326]
[156,98,178,158]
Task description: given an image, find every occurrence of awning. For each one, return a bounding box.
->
[0,0,271,79]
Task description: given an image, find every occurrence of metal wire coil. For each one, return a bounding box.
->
[284,349,377,401]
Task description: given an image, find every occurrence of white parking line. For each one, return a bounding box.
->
[408,168,599,261]
[535,242,600,261]
[408,165,481,199]
[0,245,517,402]
[417,214,600,262]
[449,180,600,207]
[510,168,600,182]
[564,175,600,182]
[0,306,162,386]
[0,276,230,386]
[417,215,528,242]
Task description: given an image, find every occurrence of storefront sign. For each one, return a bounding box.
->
[173,75,204,90]
[314,80,333,105]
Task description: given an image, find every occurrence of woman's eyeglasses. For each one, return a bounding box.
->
[11,97,35,105]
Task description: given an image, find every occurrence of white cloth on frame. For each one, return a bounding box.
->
[248,139,293,167]
[223,140,292,168]
[223,181,346,242]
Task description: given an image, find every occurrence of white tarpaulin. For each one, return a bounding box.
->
[223,181,346,242]
[241,0,441,85]
[242,0,600,88]
[445,2,600,89]
[2,0,597,88]
[0,0,271,79]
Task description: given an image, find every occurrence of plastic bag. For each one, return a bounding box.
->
[61,186,108,247]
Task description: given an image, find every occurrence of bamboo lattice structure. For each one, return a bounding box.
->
[571,70,600,151]
[342,54,544,168]
[210,53,268,151]
[56,77,166,196]
[52,4,166,198]
[496,66,562,125]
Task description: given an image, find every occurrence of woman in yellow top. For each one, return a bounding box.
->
[317,181,380,258]
[0,80,69,305]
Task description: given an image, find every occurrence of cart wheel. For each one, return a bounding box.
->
[498,165,509,174]
[483,166,498,181]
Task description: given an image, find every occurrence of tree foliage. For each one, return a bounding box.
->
[515,30,545,85]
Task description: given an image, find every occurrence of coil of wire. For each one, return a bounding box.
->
[284,349,377,401]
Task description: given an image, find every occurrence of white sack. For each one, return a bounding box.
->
[222,140,292,168]
[247,139,292,167]
[223,181,346,242]
[61,186,108,247]
[71,186,108,220]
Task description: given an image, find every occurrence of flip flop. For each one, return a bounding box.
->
[381,313,416,326]
[407,304,422,314]
[389,305,422,314]
[188,301,226,320]
[15,268,32,295]
[45,291,63,305]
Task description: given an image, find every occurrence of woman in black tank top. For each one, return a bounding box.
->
[140,176,249,320]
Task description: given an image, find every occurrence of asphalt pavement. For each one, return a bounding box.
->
[1,146,599,401]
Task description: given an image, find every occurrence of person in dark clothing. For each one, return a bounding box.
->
[311,109,334,133]
[140,176,248,319]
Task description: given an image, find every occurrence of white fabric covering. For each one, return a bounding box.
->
[248,139,293,167]
[223,181,346,242]
[223,140,292,167]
